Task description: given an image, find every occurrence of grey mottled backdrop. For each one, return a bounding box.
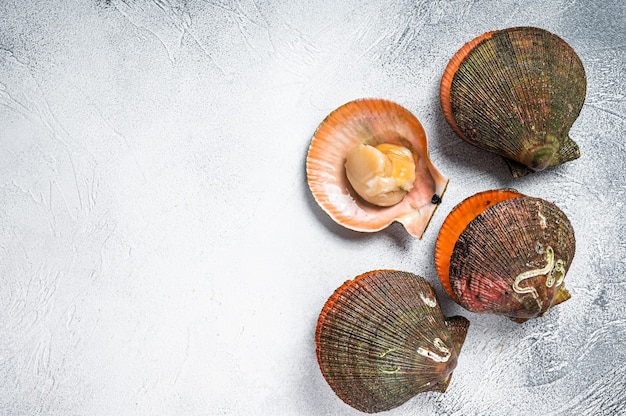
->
[0,0,624,415]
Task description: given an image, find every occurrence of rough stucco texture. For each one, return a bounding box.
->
[1,1,625,415]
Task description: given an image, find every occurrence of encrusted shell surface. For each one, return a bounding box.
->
[435,190,576,322]
[306,99,449,238]
[440,27,586,177]
[315,270,469,413]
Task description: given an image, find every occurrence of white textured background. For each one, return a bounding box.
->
[1,1,625,415]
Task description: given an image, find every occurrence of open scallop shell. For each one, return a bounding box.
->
[316,270,469,413]
[306,99,449,238]
[440,27,586,177]
[435,190,576,322]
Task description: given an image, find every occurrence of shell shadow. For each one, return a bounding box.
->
[421,229,467,318]
[431,105,509,180]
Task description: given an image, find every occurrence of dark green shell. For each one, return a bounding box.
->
[315,270,469,413]
[445,27,586,177]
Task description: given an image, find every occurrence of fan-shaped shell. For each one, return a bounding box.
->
[440,27,586,177]
[435,190,575,322]
[315,270,469,413]
[306,99,449,238]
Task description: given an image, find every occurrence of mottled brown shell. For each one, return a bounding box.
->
[440,27,586,177]
[435,190,576,322]
[315,270,469,413]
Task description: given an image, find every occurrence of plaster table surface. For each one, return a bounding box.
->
[0,1,625,415]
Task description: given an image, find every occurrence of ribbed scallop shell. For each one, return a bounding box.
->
[440,27,586,177]
[306,99,449,238]
[435,190,576,322]
[315,270,469,413]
